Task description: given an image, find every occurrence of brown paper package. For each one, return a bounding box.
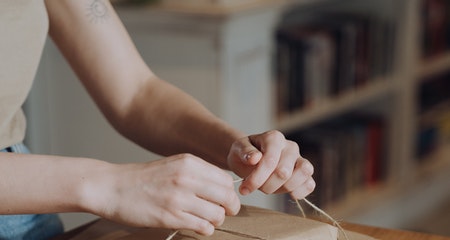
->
[65,205,376,240]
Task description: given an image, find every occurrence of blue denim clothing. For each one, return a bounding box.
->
[0,143,64,240]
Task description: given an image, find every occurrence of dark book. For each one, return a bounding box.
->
[274,11,390,114]
[286,113,387,207]
[275,29,292,116]
[419,71,450,112]
[422,0,449,58]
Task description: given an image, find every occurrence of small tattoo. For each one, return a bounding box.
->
[87,0,108,23]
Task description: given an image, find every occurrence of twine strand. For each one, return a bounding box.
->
[165,230,179,240]
[164,178,349,240]
[296,198,350,240]
[164,178,243,240]
[295,197,306,218]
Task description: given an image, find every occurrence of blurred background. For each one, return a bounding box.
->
[24,0,450,236]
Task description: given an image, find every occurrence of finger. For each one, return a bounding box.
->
[258,141,299,194]
[297,157,314,176]
[276,157,314,193]
[240,131,285,195]
[173,208,216,236]
[176,153,236,189]
[289,177,316,200]
[172,155,240,215]
[275,157,314,194]
[194,180,240,216]
[232,137,263,166]
[160,193,216,236]
[184,196,227,228]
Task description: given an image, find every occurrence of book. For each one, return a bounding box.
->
[274,11,395,116]
[286,113,386,208]
[417,71,450,159]
[422,0,449,59]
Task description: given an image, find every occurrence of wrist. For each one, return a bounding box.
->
[77,159,118,217]
[217,125,246,169]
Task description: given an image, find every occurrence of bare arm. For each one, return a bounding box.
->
[0,153,107,214]
[0,1,241,235]
[46,0,314,202]
[45,0,242,169]
[0,151,239,235]
[0,0,314,235]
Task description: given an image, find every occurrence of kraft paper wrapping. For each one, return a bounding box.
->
[65,205,376,240]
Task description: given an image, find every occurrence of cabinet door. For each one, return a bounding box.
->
[120,11,222,116]
[130,32,220,114]
[220,9,279,134]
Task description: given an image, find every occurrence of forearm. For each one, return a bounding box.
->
[0,153,112,215]
[45,0,244,169]
[114,77,245,170]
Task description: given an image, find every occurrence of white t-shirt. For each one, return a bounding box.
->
[0,0,48,149]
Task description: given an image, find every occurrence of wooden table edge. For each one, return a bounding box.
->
[52,218,450,240]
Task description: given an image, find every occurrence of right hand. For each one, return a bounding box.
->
[83,153,240,236]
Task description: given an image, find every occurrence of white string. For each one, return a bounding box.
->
[164,178,243,240]
[164,178,349,240]
[296,198,349,240]
[295,197,306,218]
[165,230,179,240]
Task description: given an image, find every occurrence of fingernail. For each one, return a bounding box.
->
[243,152,253,162]
[240,187,250,195]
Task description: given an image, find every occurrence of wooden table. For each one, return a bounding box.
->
[53,218,450,240]
[341,222,450,240]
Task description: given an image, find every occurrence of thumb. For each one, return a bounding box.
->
[239,138,263,166]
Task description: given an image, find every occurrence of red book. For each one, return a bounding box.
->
[364,120,383,186]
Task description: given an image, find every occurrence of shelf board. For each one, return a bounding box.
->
[115,0,326,17]
[321,144,450,228]
[415,143,450,179]
[320,183,392,220]
[275,78,394,132]
[418,52,450,80]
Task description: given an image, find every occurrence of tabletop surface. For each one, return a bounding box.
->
[341,222,450,240]
[53,218,450,240]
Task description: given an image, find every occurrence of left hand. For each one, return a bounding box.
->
[227,130,315,200]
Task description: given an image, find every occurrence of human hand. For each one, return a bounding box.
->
[227,130,315,200]
[83,154,240,236]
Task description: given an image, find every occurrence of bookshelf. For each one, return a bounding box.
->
[418,52,450,80]
[112,0,450,229]
[115,0,450,229]
[276,77,394,132]
[274,0,450,229]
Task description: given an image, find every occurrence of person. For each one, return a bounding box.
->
[0,0,315,239]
